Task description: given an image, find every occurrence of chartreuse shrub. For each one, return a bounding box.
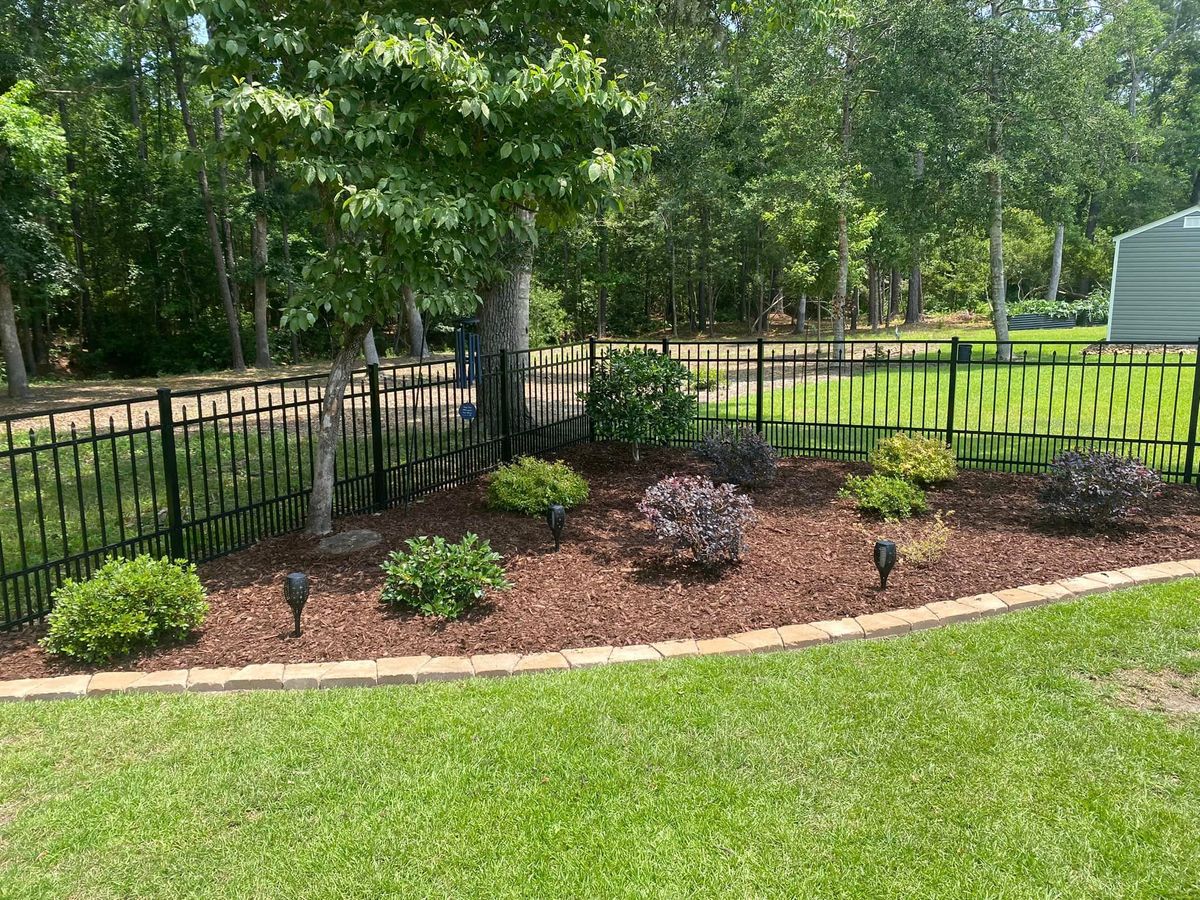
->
[1039,449,1161,526]
[41,555,208,664]
[486,456,589,516]
[582,348,697,462]
[697,426,779,487]
[381,534,510,619]
[839,474,927,521]
[869,433,957,486]
[639,475,755,564]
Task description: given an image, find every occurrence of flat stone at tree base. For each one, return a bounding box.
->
[317,529,383,555]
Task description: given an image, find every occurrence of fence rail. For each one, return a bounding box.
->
[2,336,1197,630]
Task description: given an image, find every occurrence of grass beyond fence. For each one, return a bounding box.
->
[2,583,1198,897]
[2,337,1198,630]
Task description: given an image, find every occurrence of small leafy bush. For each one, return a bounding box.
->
[900,511,954,567]
[839,474,927,521]
[41,555,208,664]
[487,456,589,516]
[869,433,957,485]
[690,364,728,392]
[1039,449,1161,526]
[380,534,510,619]
[697,426,779,487]
[639,475,755,564]
[581,349,697,462]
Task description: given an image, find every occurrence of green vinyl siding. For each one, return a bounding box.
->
[1109,213,1200,343]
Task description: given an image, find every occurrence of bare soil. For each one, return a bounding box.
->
[1101,669,1200,717]
[3,442,1199,680]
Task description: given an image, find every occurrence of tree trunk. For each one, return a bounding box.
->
[280,200,300,363]
[833,209,849,358]
[479,207,535,430]
[888,267,900,323]
[1046,222,1065,303]
[667,225,678,336]
[794,292,807,334]
[905,243,922,325]
[868,261,881,331]
[249,153,272,368]
[57,97,93,352]
[0,267,30,399]
[212,108,242,311]
[306,324,369,535]
[988,170,1012,361]
[129,47,148,161]
[402,286,428,359]
[700,207,712,335]
[363,328,379,365]
[164,16,245,372]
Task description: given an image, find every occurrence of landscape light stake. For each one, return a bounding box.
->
[283,572,310,636]
[874,540,897,589]
[546,504,566,552]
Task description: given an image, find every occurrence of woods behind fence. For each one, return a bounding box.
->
[3,337,1198,629]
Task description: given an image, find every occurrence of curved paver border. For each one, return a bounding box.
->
[3,560,1199,703]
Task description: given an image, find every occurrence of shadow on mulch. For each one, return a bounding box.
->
[3,441,1199,680]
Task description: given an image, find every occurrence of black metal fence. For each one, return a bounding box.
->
[3,336,1198,630]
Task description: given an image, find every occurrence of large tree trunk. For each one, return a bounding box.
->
[794,292,807,334]
[306,324,370,535]
[57,97,93,352]
[128,45,148,162]
[279,200,301,363]
[249,153,271,368]
[479,207,535,431]
[832,209,849,358]
[164,16,245,373]
[0,267,30,399]
[905,243,922,325]
[1046,221,1065,303]
[667,224,678,336]
[988,169,1012,361]
[212,108,242,311]
[888,267,900,322]
[868,261,881,331]
[402,286,428,359]
[700,207,712,335]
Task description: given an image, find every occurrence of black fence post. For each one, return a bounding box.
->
[587,337,597,443]
[367,363,387,510]
[156,387,186,561]
[499,349,513,462]
[944,336,959,448]
[661,337,670,356]
[755,337,765,435]
[1184,338,1200,485]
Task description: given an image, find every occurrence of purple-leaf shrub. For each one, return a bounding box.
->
[639,475,755,564]
[1039,449,1162,526]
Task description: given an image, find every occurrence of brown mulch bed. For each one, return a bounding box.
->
[3,442,1199,680]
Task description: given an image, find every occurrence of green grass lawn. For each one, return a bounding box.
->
[3,582,1200,898]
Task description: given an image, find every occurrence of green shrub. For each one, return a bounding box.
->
[487,456,589,516]
[869,433,957,485]
[380,534,510,619]
[529,281,570,346]
[839,474,927,521]
[899,511,954,566]
[690,364,728,392]
[41,556,208,664]
[581,348,697,462]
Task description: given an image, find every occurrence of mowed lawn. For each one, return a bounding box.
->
[3,582,1200,898]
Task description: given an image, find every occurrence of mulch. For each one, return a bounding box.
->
[3,441,1199,680]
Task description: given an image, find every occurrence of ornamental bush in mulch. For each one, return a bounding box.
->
[2,442,1199,681]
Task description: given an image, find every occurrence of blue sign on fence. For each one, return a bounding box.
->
[459,402,478,421]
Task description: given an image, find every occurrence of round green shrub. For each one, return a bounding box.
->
[380,534,510,619]
[869,433,957,485]
[486,456,590,516]
[41,555,208,664]
[839,473,927,521]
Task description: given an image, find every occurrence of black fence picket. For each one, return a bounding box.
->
[1,337,1196,630]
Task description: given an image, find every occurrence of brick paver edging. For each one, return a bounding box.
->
[3,560,1199,702]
